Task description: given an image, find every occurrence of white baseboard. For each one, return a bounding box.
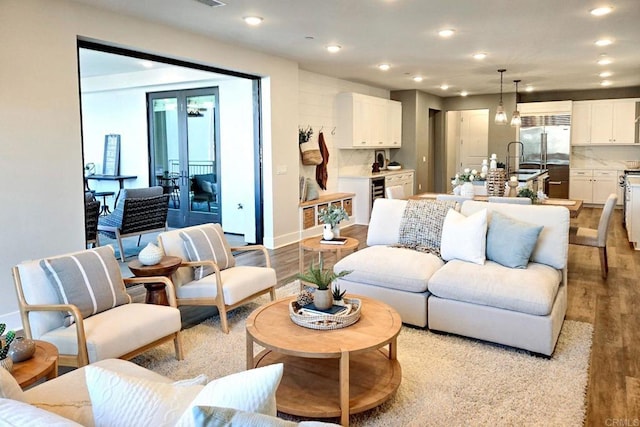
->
[0,310,23,333]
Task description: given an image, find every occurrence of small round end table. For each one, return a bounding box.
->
[299,236,359,284]
[11,340,59,389]
[128,255,182,305]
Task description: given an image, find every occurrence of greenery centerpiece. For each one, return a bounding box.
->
[318,205,349,236]
[517,187,538,203]
[0,323,16,372]
[297,259,351,309]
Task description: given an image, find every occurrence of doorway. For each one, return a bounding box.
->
[148,88,221,227]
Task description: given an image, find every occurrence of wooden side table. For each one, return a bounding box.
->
[12,340,59,389]
[299,236,359,280]
[128,256,182,306]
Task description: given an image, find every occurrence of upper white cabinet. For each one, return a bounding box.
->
[336,93,402,148]
[571,99,638,145]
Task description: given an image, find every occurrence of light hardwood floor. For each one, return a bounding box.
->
[170,205,640,424]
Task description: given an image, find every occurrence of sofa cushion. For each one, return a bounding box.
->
[39,246,129,326]
[176,364,284,427]
[0,365,25,401]
[333,246,443,293]
[188,405,299,426]
[486,211,543,269]
[180,224,236,280]
[367,198,408,246]
[0,398,83,426]
[440,208,487,265]
[85,365,203,427]
[428,259,562,316]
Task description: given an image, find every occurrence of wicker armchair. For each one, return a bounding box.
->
[98,187,169,261]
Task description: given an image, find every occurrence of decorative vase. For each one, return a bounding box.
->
[460,181,475,198]
[322,224,334,241]
[314,289,333,310]
[453,185,462,196]
[0,357,13,373]
[138,242,163,266]
[332,224,341,238]
[9,337,36,362]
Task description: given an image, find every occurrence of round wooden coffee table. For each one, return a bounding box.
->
[298,236,359,275]
[246,295,402,426]
[128,256,182,305]
[11,340,58,389]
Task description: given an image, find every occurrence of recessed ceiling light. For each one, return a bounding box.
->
[438,29,455,38]
[378,64,391,71]
[413,76,424,82]
[601,80,612,86]
[597,56,612,65]
[326,45,341,53]
[525,85,534,92]
[243,16,263,26]
[590,6,613,16]
[595,38,613,47]
[139,60,153,68]
[460,91,468,97]
[599,71,613,78]
[440,84,449,90]
[472,53,487,60]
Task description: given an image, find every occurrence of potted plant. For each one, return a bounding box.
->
[0,323,16,372]
[318,205,349,237]
[517,187,538,203]
[297,259,351,310]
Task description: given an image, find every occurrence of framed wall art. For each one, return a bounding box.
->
[102,134,121,176]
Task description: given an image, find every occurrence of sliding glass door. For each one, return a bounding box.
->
[148,87,221,227]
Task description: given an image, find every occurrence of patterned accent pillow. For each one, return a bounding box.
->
[398,199,457,257]
[180,224,236,280]
[40,246,130,326]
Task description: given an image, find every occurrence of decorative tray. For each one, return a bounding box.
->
[289,298,361,330]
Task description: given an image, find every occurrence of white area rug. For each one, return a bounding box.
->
[132,282,593,426]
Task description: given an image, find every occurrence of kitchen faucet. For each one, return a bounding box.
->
[506,141,524,176]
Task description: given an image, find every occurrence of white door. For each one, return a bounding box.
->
[459,110,489,172]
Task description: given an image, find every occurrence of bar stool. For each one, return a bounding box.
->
[93,191,115,216]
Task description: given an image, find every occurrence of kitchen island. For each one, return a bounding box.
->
[511,169,549,194]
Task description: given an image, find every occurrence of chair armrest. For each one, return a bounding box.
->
[123,276,178,308]
[230,245,272,268]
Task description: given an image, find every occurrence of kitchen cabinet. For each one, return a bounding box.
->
[336,93,402,148]
[299,193,355,239]
[571,99,638,145]
[569,169,620,204]
[627,176,640,250]
[338,170,414,224]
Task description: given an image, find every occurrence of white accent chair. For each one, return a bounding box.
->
[488,196,532,205]
[158,224,277,333]
[385,185,405,199]
[569,193,617,279]
[12,247,184,368]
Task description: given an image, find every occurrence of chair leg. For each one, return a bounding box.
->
[116,231,126,263]
[269,286,276,301]
[599,246,608,279]
[173,332,184,360]
[137,234,142,246]
[218,303,229,334]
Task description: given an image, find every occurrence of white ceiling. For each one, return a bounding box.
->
[73,0,640,96]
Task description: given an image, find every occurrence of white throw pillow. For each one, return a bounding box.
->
[0,398,83,426]
[0,364,25,401]
[175,363,284,427]
[440,208,487,265]
[85,366,204,427]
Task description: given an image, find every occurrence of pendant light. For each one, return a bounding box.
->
[494,69,508,125]
[510,79,522,127]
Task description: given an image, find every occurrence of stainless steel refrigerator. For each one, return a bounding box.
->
[519,114,571,198]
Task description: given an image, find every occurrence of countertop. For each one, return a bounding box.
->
[512,169,548,183]
[339,169,415,179]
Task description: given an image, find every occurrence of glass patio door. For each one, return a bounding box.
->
[148,87,221,227]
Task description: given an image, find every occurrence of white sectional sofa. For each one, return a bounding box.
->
[333,198,570,356]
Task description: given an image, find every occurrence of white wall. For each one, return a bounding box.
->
[0,0,299,329]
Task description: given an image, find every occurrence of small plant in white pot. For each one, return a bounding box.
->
[297,259,351,310]
[318,205,349,237]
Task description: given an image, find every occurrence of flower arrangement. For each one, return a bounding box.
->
[318,205,349,227]
[0,323,15,362]
[451,168,485,186]
[299,126,313,144]
[297,258,351,291]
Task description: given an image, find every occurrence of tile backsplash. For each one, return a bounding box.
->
[571,145,640,170]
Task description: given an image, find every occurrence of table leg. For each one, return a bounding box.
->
[388,337,397,360]
[246,334,254,370]
[340,349,350,426]
[144,283,169,306]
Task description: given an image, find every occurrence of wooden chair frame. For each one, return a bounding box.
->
[12,269,184,367]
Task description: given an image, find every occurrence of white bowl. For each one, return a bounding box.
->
[387,165,402,171]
